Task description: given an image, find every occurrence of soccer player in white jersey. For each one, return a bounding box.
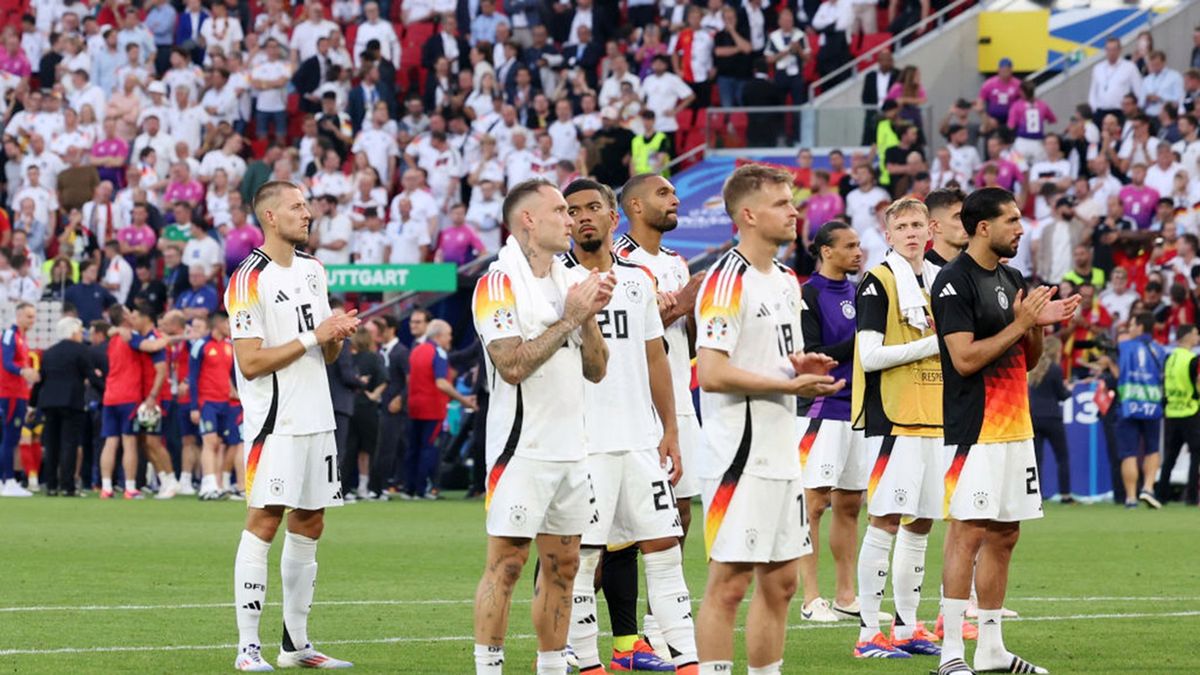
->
[615,174,704,545]
[694,164,845,674]
[470,179,614,675]
[561,178,699,675]
[227,181,360,672]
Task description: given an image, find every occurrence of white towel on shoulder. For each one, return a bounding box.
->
[885,249,938,332]
[492,239,582,345]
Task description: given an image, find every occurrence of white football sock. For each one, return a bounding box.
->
[102,478,113,492]
[222,471,233,490]
[124,479,137,493]
[747,660,782,675]
[357,474,369,492]
[234,530,271,651]
[856,526,894,641]
[535,649,567,674]
[474,644,503,674]
[201,474,218,494]
[891,529,928,640]
[180,471,192,486]
[940,597,968,665]
[975,608,1006,660]
[568,548,602,670]
[643,546,697,667]
[281,531,319,651]
[699,661,733,673]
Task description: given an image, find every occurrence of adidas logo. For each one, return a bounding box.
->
[577,614,597,625]
[242,600,262,611]
[861,283,879,296]
[755,303,771,318]
[938,284,957,298]
[275,290,290,303]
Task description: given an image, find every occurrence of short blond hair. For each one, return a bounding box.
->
[884,197,929,226]
[722,164,795,218]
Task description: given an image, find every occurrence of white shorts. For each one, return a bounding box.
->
[673,415,702,499]
[701,475,812,564]
[798,418,869,491]
[944,440,1045,522]
[583,451,684,547]
[865,435,944,520]
[245,432,343,511]
[485,455,595,538]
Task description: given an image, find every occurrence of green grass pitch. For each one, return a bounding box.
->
[1,497,1197,673]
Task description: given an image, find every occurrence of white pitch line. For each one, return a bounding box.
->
[1,595,1196,613]
[2,610,1197,657]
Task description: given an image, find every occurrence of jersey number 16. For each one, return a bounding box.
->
[295,303,315,332]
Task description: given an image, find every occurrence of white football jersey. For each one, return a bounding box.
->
[563,252,664,453]
[695,249,803,480]
[614,234,695,416]
[226,249,336,443]
[472,262,588,467]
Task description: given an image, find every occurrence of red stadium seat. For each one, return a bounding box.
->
[852,33,893,69]
[344,22,357,52]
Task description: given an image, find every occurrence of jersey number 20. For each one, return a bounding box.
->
[597,309,629,339]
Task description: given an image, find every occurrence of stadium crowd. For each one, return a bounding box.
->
[0,1,1195,508]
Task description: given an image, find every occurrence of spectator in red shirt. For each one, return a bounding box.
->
[402,319,475,499]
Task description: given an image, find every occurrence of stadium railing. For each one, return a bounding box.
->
[702,104,934,152]
[805,0,981,102]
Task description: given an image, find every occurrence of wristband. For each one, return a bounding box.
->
[299,333,318,350]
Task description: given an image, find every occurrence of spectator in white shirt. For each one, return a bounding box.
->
[466,178,503,251]
[415,131,462,210]
[81,181,123,245]
[1141,50,1183,118]
[1145,142,1184,197]
[199,1,244,66]
[182,220,223,278]
[930,147,967,190]
[598,55,642,109]
[309,194,354,265]
[352,104,402,187]
[250,38,292,145]
[548,99,581,163]
[352,208,389,264]
[1099,266,1139,324]
[12,165,57,230]
[641,55,696,138]
[1088,37,1144,123]
[290,0,340,63]
[1117,113,1159,174]
[390,168,440,235]
[101,239,133,303]
[354,2,401,68]
[199,134,248,187]
[503,131,535,191]
[384,198,432,264]
[845,165,890,237]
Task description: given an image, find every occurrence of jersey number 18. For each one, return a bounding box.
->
[776,324,795,357]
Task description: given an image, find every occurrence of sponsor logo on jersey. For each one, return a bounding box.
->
[938,283,957,298]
